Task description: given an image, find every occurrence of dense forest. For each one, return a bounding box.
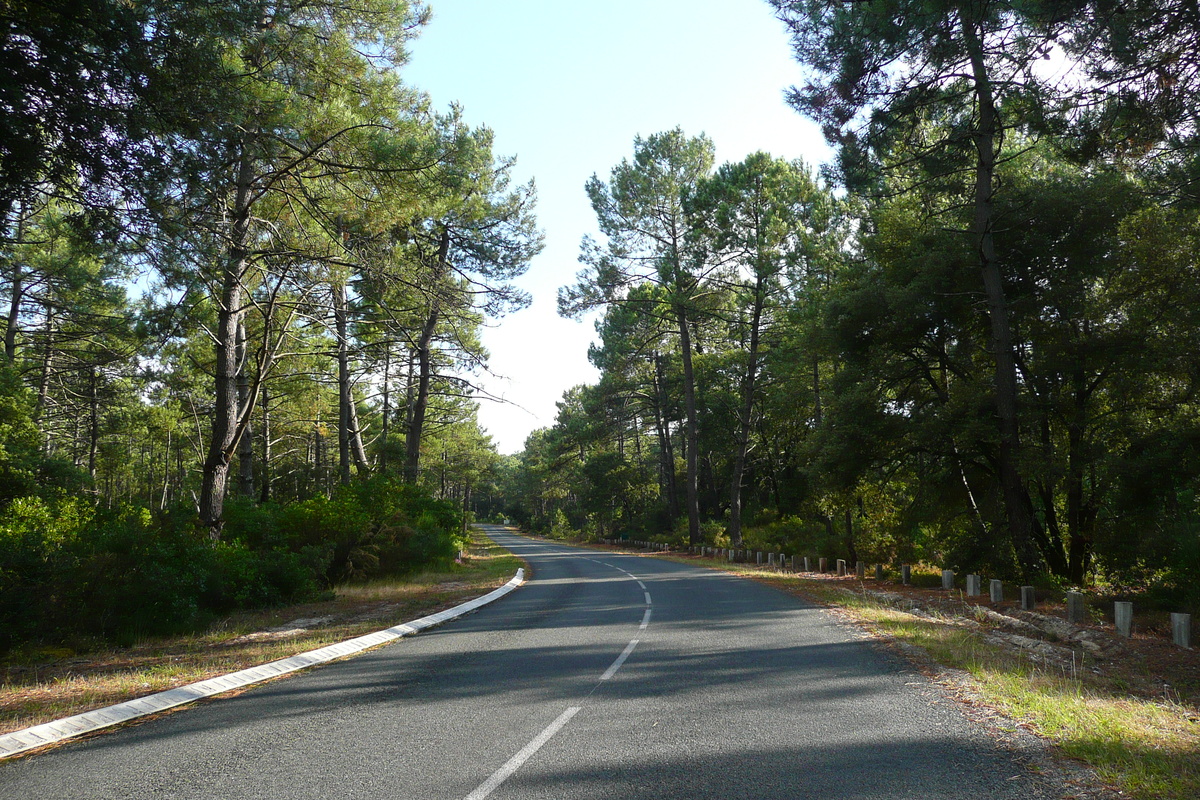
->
[503,0,1200,608]
[0,1,531,649]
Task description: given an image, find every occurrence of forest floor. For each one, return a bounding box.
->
[595,542,1200,800]
[0,530,523,738]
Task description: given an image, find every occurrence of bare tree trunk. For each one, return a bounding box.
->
[812,355,822,425]
[259,385,272,503]
[33,308,53,423]
[349,398,370,473]
[236,318,255,498]
[335,281,353,486]
[963,17,1040,579]
[160,428,172,510]
[652,353,679,520]
[314,422,325,494]
[405,228,450,484]
[403,347,415,433]
[676,306,701,546]
[87,367,99,481]
[729,274,765,547]
[198,140,255,538]
[5,259,22,364]
[380,342,391,471]
[844,506,858,566]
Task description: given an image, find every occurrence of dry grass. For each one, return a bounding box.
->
[0,530,523,736]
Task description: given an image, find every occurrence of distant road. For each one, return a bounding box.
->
[1,526,1066,799]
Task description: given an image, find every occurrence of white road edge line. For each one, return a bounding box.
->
[0,568,527,761]
[463,706,581,800]
[600,639,640,681]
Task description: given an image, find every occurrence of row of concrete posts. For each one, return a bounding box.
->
[600,538,1192,650]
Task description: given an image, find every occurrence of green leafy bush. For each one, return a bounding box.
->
[0,476,464,653]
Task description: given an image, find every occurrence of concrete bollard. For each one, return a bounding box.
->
[789,555,796,572]
[990,579,1003,602]
[768,553,775,567]
[837,559,847,576]
[1172,613,1191,648]
[856,561,865,579]
[1114,601,1133,637]
[777,552,784,570]
[803,557,810,572]
[819,557,829,573]
[1066,591,1086,624]
[942,569,954,590]
[965,575,981,597]
[1021,586,1035,610]
[756,551,763,565]
[901,564,911,585]
[875,564,884,581]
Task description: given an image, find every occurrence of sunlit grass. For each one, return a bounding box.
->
[0,530,523,737]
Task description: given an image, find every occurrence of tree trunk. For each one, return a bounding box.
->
[812,355,822,425]
[962,17,1040,580]
[349,397,370,473]
[729,274,765,547]
[5,258,22,364]
[335,280,353,486]
[403,347,416,433]
[87,366,99,480]
[1066,366,1093,584]
[405,228,450,484]
[259,384,272,503]
[160,429,172,510]
[236,318,255,498]
[675,304,702,546]
[380,342,391,472]
[653,353,679,520]
[844,506,858,566]
[198,140,255,538]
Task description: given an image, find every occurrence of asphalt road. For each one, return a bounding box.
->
[0,526,1066,799]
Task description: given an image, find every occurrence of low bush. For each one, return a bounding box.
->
[0,477,465,653]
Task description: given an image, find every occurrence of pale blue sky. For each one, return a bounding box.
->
[404,0,832,454]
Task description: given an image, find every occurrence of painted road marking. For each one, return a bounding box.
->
[463,706,581,800]
[600,639,640,681]
[468,536,652,797]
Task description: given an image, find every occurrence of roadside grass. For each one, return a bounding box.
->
[0,530,522,737]
[634,548,1200,800]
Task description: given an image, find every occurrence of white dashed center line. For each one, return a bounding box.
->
[600,638,640,681]
[463,706,581,800]
[464,545,653,800]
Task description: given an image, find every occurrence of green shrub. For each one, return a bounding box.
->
[0,476,466,653]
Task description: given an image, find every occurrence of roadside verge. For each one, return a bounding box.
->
[0,568,525,760]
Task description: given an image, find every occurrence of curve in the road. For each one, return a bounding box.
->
[1,526,1075,800]
[0,566,525,760]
